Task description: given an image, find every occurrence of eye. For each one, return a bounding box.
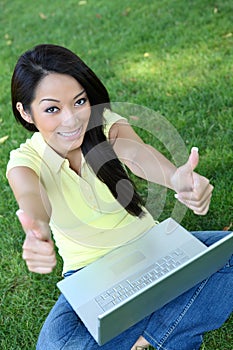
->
[75,97,87,106]
[45,106,59,113]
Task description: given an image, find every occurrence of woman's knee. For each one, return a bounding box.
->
[191,230,232,246]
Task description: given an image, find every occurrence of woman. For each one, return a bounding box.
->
[7,44,232,350]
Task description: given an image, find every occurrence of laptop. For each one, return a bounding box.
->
[57,218,233,345]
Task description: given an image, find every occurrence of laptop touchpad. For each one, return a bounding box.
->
[110,251,146,275]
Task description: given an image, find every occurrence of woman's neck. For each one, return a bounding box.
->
[66,148,82,175]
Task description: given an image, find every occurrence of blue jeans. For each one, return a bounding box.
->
[37,231,233,350]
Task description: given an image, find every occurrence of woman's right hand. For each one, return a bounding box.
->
[16,210,57,274]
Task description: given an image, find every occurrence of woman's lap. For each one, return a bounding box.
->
[37,231,233,350]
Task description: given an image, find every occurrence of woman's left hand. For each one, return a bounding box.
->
[171,147,214,215]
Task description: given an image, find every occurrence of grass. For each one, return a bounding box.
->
[0,0,232,349]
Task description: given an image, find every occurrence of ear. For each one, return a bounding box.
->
[16,102,34,124]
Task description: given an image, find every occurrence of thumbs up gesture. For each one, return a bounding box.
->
[16,210,57,274]
[171,147,214,215]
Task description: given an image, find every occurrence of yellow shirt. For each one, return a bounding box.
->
[7,110,155,273]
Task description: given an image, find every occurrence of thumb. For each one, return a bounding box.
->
[187,147,199,172]
[184,147,199,174]
[16,209,50,241]
[16,209,35,229]
[173,147,199,195]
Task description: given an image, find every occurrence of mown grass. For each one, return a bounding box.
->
[0,0,232,349]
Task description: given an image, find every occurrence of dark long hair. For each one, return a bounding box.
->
[11,44,144,217]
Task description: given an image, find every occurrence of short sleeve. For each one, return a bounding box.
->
[103,109,127,139]
[6,139,41,178]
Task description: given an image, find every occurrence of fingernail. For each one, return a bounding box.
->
[191,147,199,153]
[16,209,24,216]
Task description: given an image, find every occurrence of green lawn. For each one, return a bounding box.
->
[0,0,232,349]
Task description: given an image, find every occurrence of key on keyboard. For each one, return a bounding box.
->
[95,248,189,311]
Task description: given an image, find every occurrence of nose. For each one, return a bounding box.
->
[61,108,77,127]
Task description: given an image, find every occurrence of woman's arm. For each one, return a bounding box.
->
[8,167,56,273]
[110,120,213,215]
[8,167,51,224]
[109,119,177,187]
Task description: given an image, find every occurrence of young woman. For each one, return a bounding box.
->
[7,44,232,350]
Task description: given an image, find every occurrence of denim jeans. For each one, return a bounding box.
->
[36,231,233,350]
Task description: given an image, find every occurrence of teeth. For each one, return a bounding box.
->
[59,128,81,137]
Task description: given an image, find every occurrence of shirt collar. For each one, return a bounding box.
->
[31,132,66,173]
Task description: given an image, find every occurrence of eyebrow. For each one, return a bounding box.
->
[39,89,86,104]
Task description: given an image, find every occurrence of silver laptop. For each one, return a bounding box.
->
[57,218,233,345]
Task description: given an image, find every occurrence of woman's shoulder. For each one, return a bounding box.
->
[9,133,44,157]
[103,109,127,138]
[6,133,45,177]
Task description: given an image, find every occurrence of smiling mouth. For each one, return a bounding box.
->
[57,127,82,138]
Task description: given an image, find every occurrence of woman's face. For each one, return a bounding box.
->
[25,73,91,157]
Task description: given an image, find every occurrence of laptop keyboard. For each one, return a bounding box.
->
[95,248,190,312]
